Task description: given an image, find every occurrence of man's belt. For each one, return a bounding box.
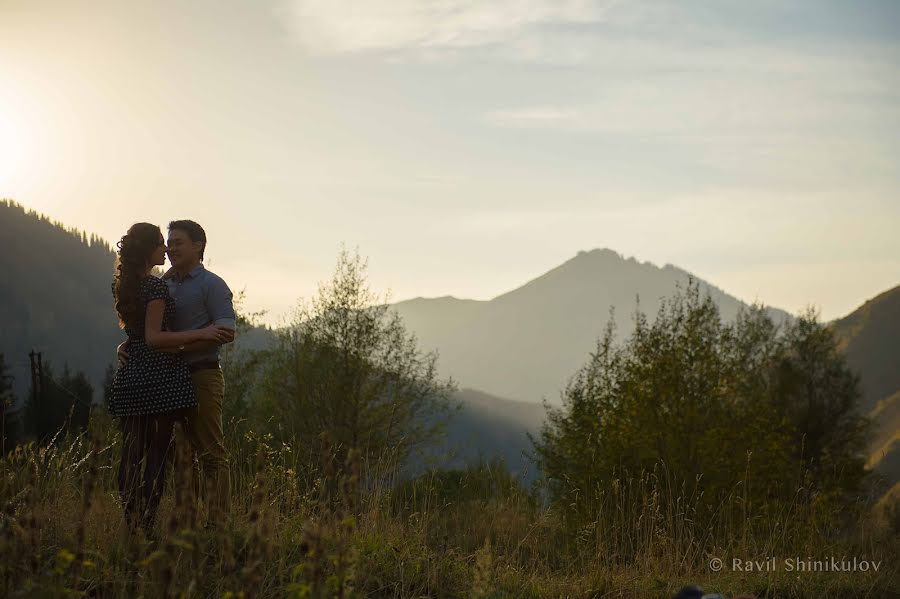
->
[188,360,220,372]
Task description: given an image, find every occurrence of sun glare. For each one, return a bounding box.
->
[0,113,23,186]
[0,92,29,188]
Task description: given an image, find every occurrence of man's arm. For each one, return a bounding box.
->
[206,275,237,341]
[171,275,237,357]
[159,333,234,354]
[118,330,233,361]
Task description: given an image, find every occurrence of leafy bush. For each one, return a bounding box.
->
[534,281,870,534]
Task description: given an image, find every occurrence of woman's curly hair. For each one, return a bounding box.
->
[112,223,162,329]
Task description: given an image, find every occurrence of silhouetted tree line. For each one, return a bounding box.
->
[0,352,93,450]
[0,353,18,451]
[0,200,112,252]
[24,362,93,442]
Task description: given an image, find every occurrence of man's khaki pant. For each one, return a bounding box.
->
[177,368,230,524]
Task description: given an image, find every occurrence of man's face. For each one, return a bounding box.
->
[166,229,201,268]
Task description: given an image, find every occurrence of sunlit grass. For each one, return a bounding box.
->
[1,411,897,598]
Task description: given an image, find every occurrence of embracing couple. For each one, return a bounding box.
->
[109,219,235,536]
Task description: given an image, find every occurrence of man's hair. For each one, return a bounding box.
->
[168,220,207,261]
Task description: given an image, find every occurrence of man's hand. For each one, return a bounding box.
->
[117,341,129,367]
[219,328,235,344]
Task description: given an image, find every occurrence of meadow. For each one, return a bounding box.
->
[1,407,896,598]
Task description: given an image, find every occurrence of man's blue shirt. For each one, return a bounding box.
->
[163,263,236,365]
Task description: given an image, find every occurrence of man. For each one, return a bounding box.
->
[119,219,236,524]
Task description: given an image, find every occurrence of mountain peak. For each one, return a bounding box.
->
[568,248,654,272]
[555,247,648,278]
[574,248,623,261]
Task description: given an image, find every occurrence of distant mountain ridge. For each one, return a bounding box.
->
[390,248,793,405]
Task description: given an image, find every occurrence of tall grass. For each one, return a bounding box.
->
[0,411,896,598]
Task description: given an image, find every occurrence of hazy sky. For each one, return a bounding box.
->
[2,0,899,325]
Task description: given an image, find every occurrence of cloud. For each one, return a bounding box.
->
[277,0,605,54]
[485,106,578,127]
[485,33,900,128]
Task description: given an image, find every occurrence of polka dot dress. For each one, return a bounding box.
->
[109,276,197,417]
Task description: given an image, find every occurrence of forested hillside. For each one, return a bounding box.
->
[832,285,900,488]
[0,200,122,401]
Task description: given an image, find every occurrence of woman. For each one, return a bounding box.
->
[110,222,230,535]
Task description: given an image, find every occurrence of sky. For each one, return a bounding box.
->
[2,0,899,326]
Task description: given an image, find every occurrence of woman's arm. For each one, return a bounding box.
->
[144,300,230,349]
